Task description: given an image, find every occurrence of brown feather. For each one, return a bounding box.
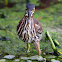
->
[34,18,42,40]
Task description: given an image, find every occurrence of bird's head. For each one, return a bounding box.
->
[25,3,35,19]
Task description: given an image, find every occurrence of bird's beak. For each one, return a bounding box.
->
[28,10,32,19]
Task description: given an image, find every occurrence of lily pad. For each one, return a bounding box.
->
[14,59,20,61]
[0,59,6,62]
[4,55,15,59]
[27,60,32,62]
[21,55,43,61]
[51,59,60,62]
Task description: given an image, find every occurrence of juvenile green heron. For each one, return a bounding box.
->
[17,3,42,55]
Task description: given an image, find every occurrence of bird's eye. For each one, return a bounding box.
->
[26,9,28,12]
[26,10,28,12]
[31,8,35,12]
[26,8,27,10]
[31,10,34,12]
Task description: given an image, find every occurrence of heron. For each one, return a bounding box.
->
[17,3,42,55]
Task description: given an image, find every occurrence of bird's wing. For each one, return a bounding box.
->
[17,17,25,37]
[34,18,42,40]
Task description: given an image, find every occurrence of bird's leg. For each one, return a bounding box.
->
[34,40,41,56]
[27,43,30,53]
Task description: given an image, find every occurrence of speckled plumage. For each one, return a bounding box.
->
[17,16,42,43]
[17,3,42,55]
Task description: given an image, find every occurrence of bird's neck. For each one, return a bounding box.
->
[24,16,34,29]
[25,12,33,17]
[25,16,33,23]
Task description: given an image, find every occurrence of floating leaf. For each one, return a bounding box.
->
[51,59,60,62]
[4,55,15,59]
[21,55,43,61]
